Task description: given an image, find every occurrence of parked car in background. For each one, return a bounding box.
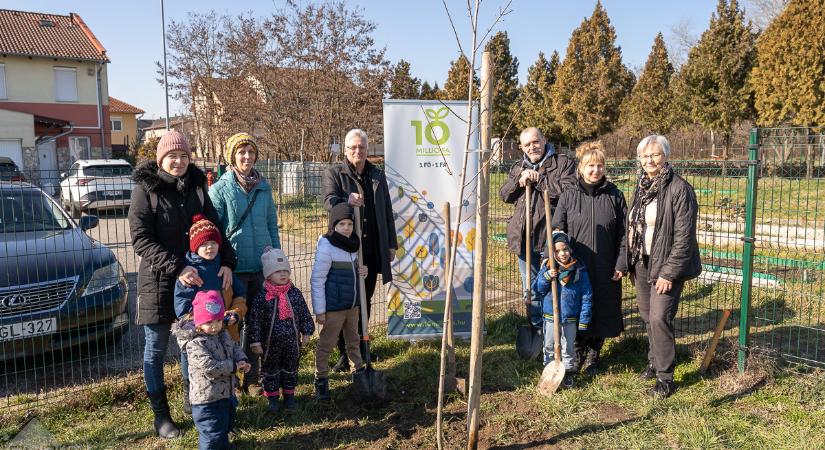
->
[59,159,134,218]
[0,182,128,362]
[0,157,25,182]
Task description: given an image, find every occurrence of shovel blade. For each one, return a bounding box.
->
[353,366,387,400]
[537,361,565,397]
[516,325,543,360]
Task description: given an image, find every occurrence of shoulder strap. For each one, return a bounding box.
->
[227,189,261,239]
[262,300,278,362]
[149,191,158,214]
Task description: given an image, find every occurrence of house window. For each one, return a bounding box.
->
[111,117,123,131]
[69,136,90,161]
[0,64,6,99]
[54,67,78,102]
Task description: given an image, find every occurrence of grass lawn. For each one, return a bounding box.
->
[2,312,822,449]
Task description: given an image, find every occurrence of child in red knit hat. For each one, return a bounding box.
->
[174,214,247,414]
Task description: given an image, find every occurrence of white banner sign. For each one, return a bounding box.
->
[383,99,479,339]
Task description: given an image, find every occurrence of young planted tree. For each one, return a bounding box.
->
[679,0,756,159]
[750,0,825,176]
[484,31,519,139]
[389,60,422,99]
[552,1,634,143]
[620,33,676,137]
[443,54,479,100]
[515,51,561,143]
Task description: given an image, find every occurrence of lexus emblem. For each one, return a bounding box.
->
[0,294,27,308]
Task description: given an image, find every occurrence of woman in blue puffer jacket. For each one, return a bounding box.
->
[209,132,281,395]
[533,231,593,388]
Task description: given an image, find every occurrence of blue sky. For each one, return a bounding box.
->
[3,1,719,118]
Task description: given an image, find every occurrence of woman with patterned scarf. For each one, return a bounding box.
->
[627,135,701,398]
[209,132,282,396]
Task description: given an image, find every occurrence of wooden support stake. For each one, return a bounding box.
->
[466,50,493,450]
[700,309,732,374]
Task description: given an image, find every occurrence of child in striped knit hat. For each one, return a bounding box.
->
[174,214,248,414]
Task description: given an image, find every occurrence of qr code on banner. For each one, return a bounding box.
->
[404,300,422,320]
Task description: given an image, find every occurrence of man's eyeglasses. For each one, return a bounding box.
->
[346,145,366,151]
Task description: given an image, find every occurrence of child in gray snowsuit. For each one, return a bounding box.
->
[172,290,250,449]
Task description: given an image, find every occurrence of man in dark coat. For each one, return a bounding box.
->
[321,128,397,370]
[552,142,628,375]
[499,127,577,325]
[129,130,236,439]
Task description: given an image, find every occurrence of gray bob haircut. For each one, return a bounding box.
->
[345,129,369,147]
[636,134,671,158]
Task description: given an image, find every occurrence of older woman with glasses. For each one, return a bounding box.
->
[627,135,701,398]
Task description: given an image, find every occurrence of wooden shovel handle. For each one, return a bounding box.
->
[524,183,532,323]
[543,191,562,364]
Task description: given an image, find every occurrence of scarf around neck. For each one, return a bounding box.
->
[628,162,674,267]
[231,166,261,193]
[325,230,360,253]
[158,168,187,191]
[264,280,294,320]
[556,258,579,286]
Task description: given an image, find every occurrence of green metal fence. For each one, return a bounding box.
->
[488,127,825,372]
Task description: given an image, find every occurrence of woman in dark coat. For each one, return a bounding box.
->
[129,130,236,438]
[628,135,701,398]
[551,142,627,376]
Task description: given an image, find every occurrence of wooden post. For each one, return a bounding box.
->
[467,50,493,450]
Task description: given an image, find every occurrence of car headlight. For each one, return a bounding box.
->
[81,262,122,297]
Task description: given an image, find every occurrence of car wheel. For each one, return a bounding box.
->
[69,194,81,219]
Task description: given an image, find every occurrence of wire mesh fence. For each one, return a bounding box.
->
[1,127,823,413]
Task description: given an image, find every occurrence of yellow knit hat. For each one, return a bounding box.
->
[224,132,258,166]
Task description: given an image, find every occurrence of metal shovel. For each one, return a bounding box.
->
[538,190,565,396]
[352,198,387,400]
[516,182,543,360]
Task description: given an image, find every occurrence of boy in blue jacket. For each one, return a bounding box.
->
[533,231,593,388]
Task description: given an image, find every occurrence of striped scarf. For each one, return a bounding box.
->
[231,166,261,193]
[556,258,578,286]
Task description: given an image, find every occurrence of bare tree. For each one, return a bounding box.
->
[666,18,698,69]
[743,0,789,30]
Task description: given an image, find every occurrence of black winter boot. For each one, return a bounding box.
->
[583,348,601,376]
[267,396,280,415]
[314,378,330,401]
[648,379,676,398]
[639,365,656,380]
[282,394,297,412]
[182,378,192,415]
[147,388,180,439]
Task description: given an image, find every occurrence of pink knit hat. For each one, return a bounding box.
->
[156,130,192,165]
[192,290,225,326]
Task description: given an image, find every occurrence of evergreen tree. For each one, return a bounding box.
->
[680,0,756,157]
[751,0,825,126]
[443,54,479,100]
[552,1,634,142]
[388,60,421,99]
[420,81,437,100]
[620,33,676,136]
[484,32,520,138]
[515,51,560,142]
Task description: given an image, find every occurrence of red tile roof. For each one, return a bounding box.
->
[109,97,145,114]
[0,9,108,62]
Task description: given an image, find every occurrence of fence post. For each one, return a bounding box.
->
[738,128,760,373]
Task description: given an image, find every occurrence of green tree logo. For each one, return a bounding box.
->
[410,107,451,145]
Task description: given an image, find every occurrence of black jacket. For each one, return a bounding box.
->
[322,161,397,281]
[552,178,628,337]
[129,162,236,325]
[499,149,577,254]
[628,171,702,283]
